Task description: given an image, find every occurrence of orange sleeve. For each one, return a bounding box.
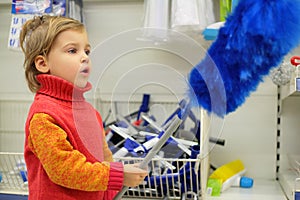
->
[28,113,123,191]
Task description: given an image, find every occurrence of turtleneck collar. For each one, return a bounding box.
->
[36,74,92,102]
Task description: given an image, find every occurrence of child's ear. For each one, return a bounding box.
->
[35,55,49,73]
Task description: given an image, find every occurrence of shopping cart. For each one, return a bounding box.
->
[0,98,210,200]
[0,152,28,195]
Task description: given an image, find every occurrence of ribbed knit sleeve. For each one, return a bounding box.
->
[107,162,123,190]
[28,113,123,192]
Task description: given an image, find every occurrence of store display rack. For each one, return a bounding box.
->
[278,77,300,200]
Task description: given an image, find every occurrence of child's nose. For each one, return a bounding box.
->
[81,54,89,63]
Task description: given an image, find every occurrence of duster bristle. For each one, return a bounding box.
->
[188,0,300,117]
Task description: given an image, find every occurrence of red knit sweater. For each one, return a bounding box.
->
[24,74,123,200]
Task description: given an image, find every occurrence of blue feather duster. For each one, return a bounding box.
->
[188,0,300,117]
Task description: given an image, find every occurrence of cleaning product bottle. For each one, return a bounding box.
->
[231,176,253,188]
[209,159,253,193]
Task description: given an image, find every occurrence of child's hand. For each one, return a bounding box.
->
[123,163,148,187]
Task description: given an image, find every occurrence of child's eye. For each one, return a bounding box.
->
[85,49,90,55]
[68,48,77,54]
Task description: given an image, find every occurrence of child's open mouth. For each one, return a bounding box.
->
[80,65,90,75]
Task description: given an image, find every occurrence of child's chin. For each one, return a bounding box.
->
[75,80,88,88]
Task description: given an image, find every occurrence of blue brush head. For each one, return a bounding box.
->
[188,0,300,117]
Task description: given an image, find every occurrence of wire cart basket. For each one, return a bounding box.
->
[117,156,202,200]
[0,152,28,196]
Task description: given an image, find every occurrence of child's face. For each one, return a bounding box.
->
[45,29,91,88]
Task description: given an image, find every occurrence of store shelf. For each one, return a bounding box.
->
[280,78,300,100]
[207,179,287,200]
[278,74,300,200]
[278,171,297,200]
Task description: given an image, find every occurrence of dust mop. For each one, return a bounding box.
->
[188,0,300,117]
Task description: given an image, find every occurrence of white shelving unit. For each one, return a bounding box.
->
[204,78,300,200]
[278,77,300,200]
[207,179,286,200]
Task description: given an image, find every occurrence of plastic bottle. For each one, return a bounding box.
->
[223,175,253,191]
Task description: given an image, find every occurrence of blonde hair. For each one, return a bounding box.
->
[20,15,85,92]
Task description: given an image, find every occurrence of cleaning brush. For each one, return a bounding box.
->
[188,0,300,117]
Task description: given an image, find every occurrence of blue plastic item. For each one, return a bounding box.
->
[202,28,219,41]
[240,176,253,188]
[20,170,28,182]
[295,191,300,200]
[137,94,150,120]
